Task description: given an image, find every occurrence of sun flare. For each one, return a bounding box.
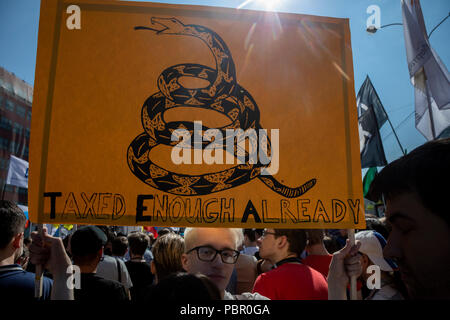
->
[237,0,284,11]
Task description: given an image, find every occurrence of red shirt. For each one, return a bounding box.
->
[302,254,333,278]
[252,263,328,300]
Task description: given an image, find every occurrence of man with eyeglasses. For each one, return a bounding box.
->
[252,228,328,300]
[181,228,269,300]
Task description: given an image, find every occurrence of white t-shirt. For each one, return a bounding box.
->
[369,283,404,300]
[223,291,269,300]
[96,255,133,289]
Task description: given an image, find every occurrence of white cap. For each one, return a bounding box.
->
[355,230,396,272]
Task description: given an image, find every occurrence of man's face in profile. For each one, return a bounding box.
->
[383,192,450,299]
[181,228,236,292]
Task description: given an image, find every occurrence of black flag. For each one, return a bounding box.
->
[357,76,388,168]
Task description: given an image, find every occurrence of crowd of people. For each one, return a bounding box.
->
[0,138,449,301]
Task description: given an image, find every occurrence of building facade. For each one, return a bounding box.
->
[0,66,32,205]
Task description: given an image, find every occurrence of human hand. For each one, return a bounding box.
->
[29,227,72,280]
[16,252,29,270]
[327,239,362,299]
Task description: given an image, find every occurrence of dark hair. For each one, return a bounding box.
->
[112,235,128,256]
[70,226,106,265]
[97,226,115,256]
[157,228,172,237]
[145,272,221,301]
[273,229,307,257]
[97,226,115,242]
[364,217,390,240]
[127,232,149,256]
[147,233,155,246]
[305,229,325,246]
[243,229,257,242]
[368,138,450,226]
[0,201,26,249]
[255,229,264,238]
[323,236,341,254]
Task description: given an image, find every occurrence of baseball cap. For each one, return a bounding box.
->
[355,230,397,272]
[70,226,107,257]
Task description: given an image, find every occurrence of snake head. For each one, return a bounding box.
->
[135,17,186,34]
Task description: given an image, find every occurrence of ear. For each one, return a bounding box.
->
[181,253,189,272]
[96,247,104,260]
[151,260,156,274]
[276,235,289,250]
[360,253,370,270]
[12,232,24,249]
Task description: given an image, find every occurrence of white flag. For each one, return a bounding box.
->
[6,155,29,188]
[401,0,450,140]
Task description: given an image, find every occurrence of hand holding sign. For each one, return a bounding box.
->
[327,238,362,300]
[29,226,74,300]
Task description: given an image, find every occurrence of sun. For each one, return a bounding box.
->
[238,0,284,11]
[260,0,283,10]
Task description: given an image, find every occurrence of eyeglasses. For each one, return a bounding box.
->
[261,230,277,237]
[187,245,240,264]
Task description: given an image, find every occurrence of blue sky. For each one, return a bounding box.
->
[1,0,449,170]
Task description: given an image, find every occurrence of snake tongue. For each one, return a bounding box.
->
[149,18,169,33]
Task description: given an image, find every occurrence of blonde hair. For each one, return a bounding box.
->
[152,233,185,281]
[184,228,243,252]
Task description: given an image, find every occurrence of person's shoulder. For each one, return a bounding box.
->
[118,258,128,268]
[0,266,52,300]
[371,284,405,300]
[0,265,52,284]
[278,263,327,282]
[78,274,128,301]
[297,263,328,280]
[125,260,151,269]
[100,277,124,289]
[86,274,121,286]
[101,255,116,263]
[303,254,333,263]
[224,291,270,300]
[238,253,257,265]
[255,266,277,283]
[289,262,322,273]
[87,274,126,294]
[237,292,270,300]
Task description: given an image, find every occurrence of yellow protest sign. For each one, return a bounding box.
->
[30,0,365,229]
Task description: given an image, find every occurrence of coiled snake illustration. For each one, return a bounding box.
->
[127,17,316,197]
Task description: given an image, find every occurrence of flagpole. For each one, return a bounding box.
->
[423,70,437,140]
[385,117,407,155]
[1,183,5,200]
[34,224,44,299]
[347,229,357,300]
